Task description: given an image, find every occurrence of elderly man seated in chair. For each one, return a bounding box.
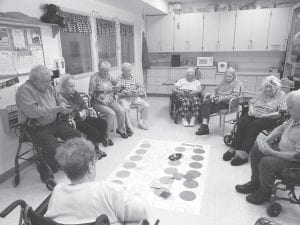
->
[15,65,81,182]
[116,62,150,132]
[235,90,300,205]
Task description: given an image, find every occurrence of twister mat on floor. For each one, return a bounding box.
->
[106,139,210,215]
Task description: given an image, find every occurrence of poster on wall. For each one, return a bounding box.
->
[26,29,42,49]
[0,51,17,75]
[0,27,10,48]
[11,28,26,50]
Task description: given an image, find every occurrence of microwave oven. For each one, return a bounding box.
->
[197,57,213,67]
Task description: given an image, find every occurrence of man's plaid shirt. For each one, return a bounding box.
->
[116,74,145,98]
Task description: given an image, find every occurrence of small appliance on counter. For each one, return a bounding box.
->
[171,54,181,67]
[196,57,213,67]
[217,62,228,73]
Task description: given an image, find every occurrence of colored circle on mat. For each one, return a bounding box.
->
[183,180,199,188]
[191,155,204,161]
[154,187,168,197]
[135,149,147,154]
[186,170,201,178]
[160,176,173,184]
[193,148,205,154]
[164,167,178,174]
[175,147,186,152]
[116,170,130,178]
[189,162,203,169]
[123,162,136,169]
[140,143,151,148]
[168,160,181,166]
[183,173,195,181]
[111,180,123,184]
[180,191,196,201]
[130,155,142,161]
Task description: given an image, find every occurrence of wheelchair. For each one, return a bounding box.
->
[14,120,56,191]
[169,92,180,124]
[0,194,159,225]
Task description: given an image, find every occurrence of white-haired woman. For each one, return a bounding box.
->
[173,68,202,127]
[58,75,109,157]
[46,137,148,225]
[223,75,286,166]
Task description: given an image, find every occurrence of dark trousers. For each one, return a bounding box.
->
[27,120,81,171]
[198,99,229,122]
[250,143,300,193]
[75,117,107,145]
[232,113,278,153]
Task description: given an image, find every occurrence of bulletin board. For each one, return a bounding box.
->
[0,23,45,77]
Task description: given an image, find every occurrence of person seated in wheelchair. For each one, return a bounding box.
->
[235,90,300,205]
[172,68,202,127]
[116,62,150,131]
[46,137,148,225]
[89,61,129,139]
[15,65,81,183]
[58,74,108,158]
[223,75,287,166]
[196,67,241,135]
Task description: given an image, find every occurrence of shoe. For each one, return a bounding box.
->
[235,180,259,194]
[102,139,108,147]
[116,129,128,138]
[95,147,107,159]
[231,156,248,166]
[195,124,209,135]
[108,139,114,146]
[223,150,235,161]
[126,127,133,136]
[246,190,271,205]
[189,117,196,127]
[181,118,189,127]
[138,123,149,130]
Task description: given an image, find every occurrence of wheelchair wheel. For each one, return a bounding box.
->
[223,135,233,147]
[267,203,282,217]
[45,178,56,191]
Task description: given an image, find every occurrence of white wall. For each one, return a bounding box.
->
[0,0,145,176]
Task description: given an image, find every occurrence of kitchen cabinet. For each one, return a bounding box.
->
[267,8,292,51]
[202,12,219,51]
[174,13,203,52]
[147,68,170,94]
[218,11,236,51]
[146,15,174,52]
[235,9,271,51]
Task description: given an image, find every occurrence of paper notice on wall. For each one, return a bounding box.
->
[16,52,33,74]
[31,49,44,66]
[0,27,10,48]
[26,29,42,50]
[0,51,17,75]
[11,28,26,50]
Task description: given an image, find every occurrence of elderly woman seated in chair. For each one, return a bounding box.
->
[58,74,108,158]
[46,137,148,225]
[173,68,202,127]
[223,75,286,166]
[196,67,242,135]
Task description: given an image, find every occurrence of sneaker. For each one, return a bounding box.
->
[235,180,259,194]
[102,138,108,147]
[231,156,248,166]
[126,127,134,136]
[95,146,107,159]
[116,129,128,138]
[223,150,235,161]
[138,123,149,130]
[246,190,271,205]
[195,124,209,135]
[181,118,189,127]
[108,139,114,146]
[189,117,196,127]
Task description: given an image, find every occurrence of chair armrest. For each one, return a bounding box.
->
[227,97,240,114]
[203,93,213,100]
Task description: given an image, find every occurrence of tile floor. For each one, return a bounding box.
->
[0,97,299,225]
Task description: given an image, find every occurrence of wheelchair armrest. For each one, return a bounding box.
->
[0,200,27,218]
[227,96,240,114]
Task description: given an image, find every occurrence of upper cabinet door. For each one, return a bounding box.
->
[160,14,175,52]
[268,8,291,51]
[251,9,271,51]
[234,10,253,51]
[174,14,189,52]
[188,13,203,52]
[146,16,162,52]
[218,11,236,51]
[203,12,219,51]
